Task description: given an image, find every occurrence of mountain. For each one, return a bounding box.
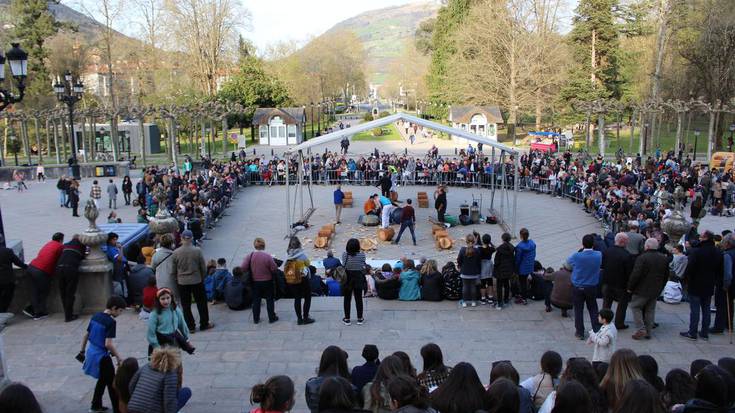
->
[321,1,440,85]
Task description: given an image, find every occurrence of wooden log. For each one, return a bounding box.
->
[418,200,429,208]
[437,237,453,249]
[434,230,449,240]
[417,191,428,199]
[343,191,353,199]
[432,225,445,234]
[377,227,395,241]
[314,237,329,249]
[390,191,398,201]
[322,224,335,233]
[318,229,332,238]
[360,238,377,251]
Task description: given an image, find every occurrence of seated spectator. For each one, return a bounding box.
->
[113,357,139,413]
[538,357,606,413]
[127,347,192,413]
[249,375,295,413]
[387,375,434,413]
[128,255,153,308]
[377,263,393,279]
[305,346,352,413]
[661,369,695,411]
[431,362,486,413]
[323,250,341,276]
[638,355,665,392]
[224,267,252,311]
[612,379,664,413]
[0,382,43,413]
[309,266,327,296]
[363,355,406,413]
[441,262,462,301]
[318,376,365,413]
[375,267,401,300]
[326,273,343,297]
[211,258,232,303]
[600,349,644,410]
[417,343,452,391]
[140,276,157,320]
[545,264,573,317]
[488,361,533,413]
[419,259,443,302]
[485,378,521,413]
[550,380,592,413]
[672,364,734,412]
[351,344,380,393]
[399,260,421,301]
[690,359,713,378]
[520,350,562,409]
[393,351,417,378]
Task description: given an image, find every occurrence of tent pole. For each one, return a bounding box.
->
[490,147,496,211]
[286,152,291,236]
[500,151,506,224]
[513,153,519,236]
[299,151,304,218]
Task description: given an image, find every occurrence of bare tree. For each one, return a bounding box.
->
[78,0,123,108]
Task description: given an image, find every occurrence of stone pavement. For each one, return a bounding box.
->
[1,170,734,412]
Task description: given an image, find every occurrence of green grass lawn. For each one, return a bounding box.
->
[352,124,403,141]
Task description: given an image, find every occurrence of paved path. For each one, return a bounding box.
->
[1,170,733,412]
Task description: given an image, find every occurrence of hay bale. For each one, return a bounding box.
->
[377,227,395,241]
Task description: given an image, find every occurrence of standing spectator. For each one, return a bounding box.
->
[284,236,314,325]
[479,234,496,305]
[36,164,45,182]
[128,255,154,308]
[334,184,344,224]
[171,229,213,333]
[601,233,633,329]
[127,347,192,413]
[0,234,27,312]
[57,175,69,207]
[457,234,482,307]
[625,222,645,258]
[393,199,417,246]
[241,237,278,324]
[351,344,380,392]
[567,234,602,340]
[681,231,723,341]
[434,186,447,223]
[712,233,735,334]
[56,234,85,322]
[90,180,102,209]
[106,179,118,210]
[627,238,669,340]
[151,234,179,304]
[106,233,128,299]
[79,295,126,413]
[514,228,537,305]
[341,238,367,325]
[69,180,80,217]
[23,232,64,320]
[121,176,133,206]
[493,232,515,310]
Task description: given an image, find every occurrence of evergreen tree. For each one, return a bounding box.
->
[10,0,62,106]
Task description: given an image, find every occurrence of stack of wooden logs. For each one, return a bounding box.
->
[342,191,353,207]
[314,224,335,249]
[417,192,429,208]
[432,224,453,249]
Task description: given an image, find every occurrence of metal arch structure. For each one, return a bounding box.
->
[283,112,521,238]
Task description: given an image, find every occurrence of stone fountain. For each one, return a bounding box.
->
[76,200,113,311]
[661,185,691,246]
[148,207,179,239]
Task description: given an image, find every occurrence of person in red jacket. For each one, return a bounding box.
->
[23,232,64,320]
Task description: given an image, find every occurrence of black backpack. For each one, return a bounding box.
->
[224,277,250,310]
[441,262,462,300]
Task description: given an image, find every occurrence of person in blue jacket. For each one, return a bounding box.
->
[514,228,537,305]
[399,260,421,301]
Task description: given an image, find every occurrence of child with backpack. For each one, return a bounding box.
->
[205,258,232,303]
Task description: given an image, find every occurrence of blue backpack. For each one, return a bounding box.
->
[204,275,215,301]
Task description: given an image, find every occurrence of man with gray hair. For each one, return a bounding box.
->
[601,232,633,329]
[625,221,645,258]
[627,237,670,340]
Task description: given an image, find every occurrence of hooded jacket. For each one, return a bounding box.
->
[685,239,724,297]
[515,239,537,275]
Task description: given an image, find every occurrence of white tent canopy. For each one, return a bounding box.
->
[283,111,520,238]
[286,112,518,155]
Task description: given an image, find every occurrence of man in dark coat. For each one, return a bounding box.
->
[602,232,634,329]
[628,238,670,340]
[681,231,724,341]
[0,235,28,312]
[377,174,392,197]
[56,235,86,322]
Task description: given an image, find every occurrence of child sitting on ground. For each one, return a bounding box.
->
[212,258,232,303]
[587,308,617,363]
[139,276,157,320]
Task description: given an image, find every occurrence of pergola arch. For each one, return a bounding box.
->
[283,112,520,239]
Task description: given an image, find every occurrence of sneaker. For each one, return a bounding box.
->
[22,306,35,319]
[470,301,477,307]
[33,312,49,320]
[487,296,497,304]
[342,318,351,326]
[268,316,279,324]
[65,315,79,322]
[89,407,110,412]
[495,304,502,310]
[299,317,315,325]
[679,332,697,341]
[461,302,468,308]
[357,319,364,325]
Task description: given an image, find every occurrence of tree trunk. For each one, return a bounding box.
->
[110,115,120,161]
[585,111,591,149]
[210,120,216,159]
[45,119,51,162]
[170,118,178,170]
[139,117,147,168]
[21,120,32,165]
[675,112,683,156]
[34,118,42,165]
[80,116,88,163]
[590,29,597,85]
[53,119,60,164]
[707,110,716,160]
[61,119,69,162]
[597,113,605,155]
[222,117,228,159]
[200,121,206,158]
[630,109,637,155]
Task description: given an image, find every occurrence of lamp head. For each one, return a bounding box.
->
[6,43,28,78]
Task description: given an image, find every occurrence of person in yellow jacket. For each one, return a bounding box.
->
[284,237,315,325]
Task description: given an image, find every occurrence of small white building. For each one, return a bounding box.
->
[252,108,306,146]
[448,105,504,146]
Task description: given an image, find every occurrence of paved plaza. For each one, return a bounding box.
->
[0,171,733,413]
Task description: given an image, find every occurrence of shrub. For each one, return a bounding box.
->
[379,111,390,118]
[363,113,374,122]
[371,128,384,137]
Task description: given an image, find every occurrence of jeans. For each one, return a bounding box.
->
[573,286,601,336]
[92,355,119,413]
[437,208,446,222]
[177,282,210,330]
[178,387,192,411]
[602,285,630,328]
[252,280,276,322]
[28,266,50,315]
[629,294,656,335]
[124,192,131,205]
[462,277,478,302]
[542,278,553,308]
[395,221,416,244]
[57,266,79,320]
[496,278,510,304]
[712,286,734,332]
[108,197,117,209]
[58,189,67,206]
[290,277,312,321]
[688,294,712,338]
[0,282,15,313]
[343,286,363,320]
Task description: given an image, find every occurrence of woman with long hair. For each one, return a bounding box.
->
[551,380,592,413]
[418,259,443,302]
[417,343,452,391]
[457,234,482,307]
[489,362,533,413]
[318,376,363,413]
[127,347,192,413]
[600,349,644,410]
[0,382,43,413]
[249,375,295,413]
[306,346,352,412]
[285,236,314,325]
[539,358,606,413]
[363,355,406,413]
[113,358,139,413]
[387,375,434,413]
[520,350,563,409]
[431,362,486,413]
[342,238,367,325]
[661,369,694,411]
[486,378,521,413]
[613,379,664,413]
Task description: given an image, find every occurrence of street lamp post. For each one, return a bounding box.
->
[693,130,700,161]
[317,101,322,136]
[54,70,85,180]
[310,102,314,139]
[0,42,29,248]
